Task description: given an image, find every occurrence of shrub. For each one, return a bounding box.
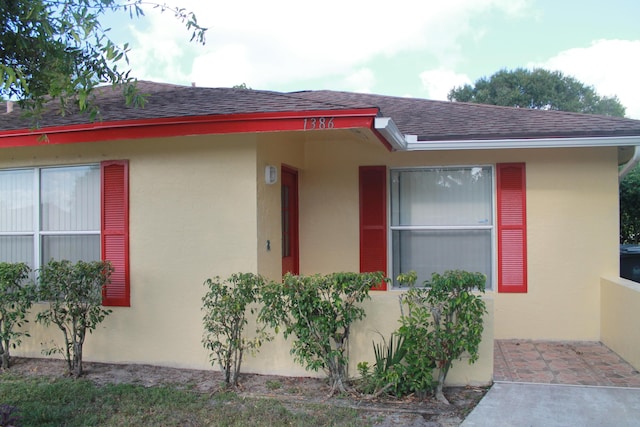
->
[0,262,36,369]
[356,269,435,398]
[358,270,487,401]
[356,333,407,397]
[36,260,113,377]
[201,273,270,386]
[260,272,384,395]
[397,270,487,403]
[395,286,437,397]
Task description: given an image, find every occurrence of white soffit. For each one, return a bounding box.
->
[373,117,640,152]
[406,135,640,151]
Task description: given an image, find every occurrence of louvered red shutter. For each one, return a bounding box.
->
[359,166,387,290]
[497,163,527,293]
[101,160,130,306]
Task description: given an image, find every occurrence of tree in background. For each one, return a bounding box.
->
[448,68,626,117]
[449,67,637,245]
[620,165,640,244]
[1,1,206,119]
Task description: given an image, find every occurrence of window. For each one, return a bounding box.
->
[359,163,526,292]
[0,161,130,306]
[0,165,100,269]
[390,167,493,287]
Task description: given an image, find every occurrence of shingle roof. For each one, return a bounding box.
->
[2,81,640,142]
[288,90,640,141]
[1,81,352,129]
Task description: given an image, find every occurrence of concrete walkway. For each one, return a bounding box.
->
[462,340,640,426]
[462,382,640,426]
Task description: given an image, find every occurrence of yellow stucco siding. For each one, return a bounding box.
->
[297,139,619,341]
[601,276,640,370]
[3,134,260,369]
[256,135,305,281]
[495,148,619,340]
[0,131,620,384]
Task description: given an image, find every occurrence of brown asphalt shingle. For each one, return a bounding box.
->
[287,90,640,141]
[2,81,640,142]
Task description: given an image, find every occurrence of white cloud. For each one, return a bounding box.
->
[121,0,530,90]
[341,69,376,93]
[419,69,472,100]
[532,39,640,119]
[191,45,254,88]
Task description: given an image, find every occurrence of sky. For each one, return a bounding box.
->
[105,0,640,118]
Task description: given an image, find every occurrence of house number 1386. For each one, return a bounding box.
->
[303,117,335,130]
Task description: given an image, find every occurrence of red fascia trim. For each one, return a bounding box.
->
[0,108,381,148]
[371,128,395,152]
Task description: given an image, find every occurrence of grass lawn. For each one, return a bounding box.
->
[0,374,369,427]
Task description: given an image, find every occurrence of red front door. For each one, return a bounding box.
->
[281,166,299,275]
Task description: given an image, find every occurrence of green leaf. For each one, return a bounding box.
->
[0,0,207,119]
[448,67,626,117]
[35,259,113,376]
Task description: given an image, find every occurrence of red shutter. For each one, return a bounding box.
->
[359,166,387,290]
[101,160,130,306]
[497,163,527,293]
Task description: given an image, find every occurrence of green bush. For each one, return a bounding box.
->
[358,270,487,402]
[396,286,438,398]
[260,272,385,395]
[0,262,36,369]
[398,270,487,403]
[357,270,434,398]
[357,333,407,397]
[202,272,270,386]
[36,260,113,377]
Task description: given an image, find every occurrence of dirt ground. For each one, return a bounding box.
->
[6,357,488,426]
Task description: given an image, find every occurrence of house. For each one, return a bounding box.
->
[2,81,640,384]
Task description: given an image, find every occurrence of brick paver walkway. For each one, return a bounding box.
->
[494,340,640,387]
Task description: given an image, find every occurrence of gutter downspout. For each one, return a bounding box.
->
[619,146,640,182]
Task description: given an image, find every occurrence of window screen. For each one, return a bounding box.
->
[390,167,493,287]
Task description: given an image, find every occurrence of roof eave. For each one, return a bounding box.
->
[0,108,381,148]
[405,135,640,151]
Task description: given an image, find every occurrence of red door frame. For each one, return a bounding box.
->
[281,166,299,275]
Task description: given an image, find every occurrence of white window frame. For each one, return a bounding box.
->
[388,165,497,289]
[0,164,101,272]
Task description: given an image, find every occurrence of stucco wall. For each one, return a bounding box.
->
[256,134,305,281]
[601,276,640,370]
[1,131,620,385]
[495,148,619,340]
[297,139,619,341]
[3,134,259,369]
